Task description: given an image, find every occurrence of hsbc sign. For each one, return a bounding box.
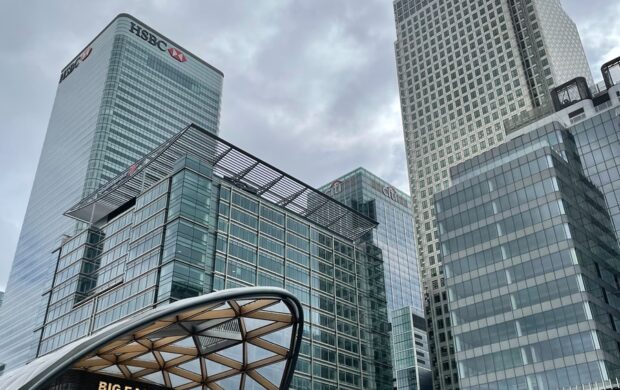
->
[59,47,93,84]
[129,22,187,62]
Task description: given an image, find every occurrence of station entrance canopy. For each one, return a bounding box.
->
[0,287,303,390]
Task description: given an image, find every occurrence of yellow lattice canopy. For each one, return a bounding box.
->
[0,287,303,390]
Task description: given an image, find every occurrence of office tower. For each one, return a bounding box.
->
[0,14,223,372]
[320,168,431,389]
[508,59,620,243]
[393,0,593,386]
[391,306,432,390]
[0,288,3,378]
[35,124,393,389]
[435,123,620,389]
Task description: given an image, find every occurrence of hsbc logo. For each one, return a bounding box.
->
[129,22,187,63]
[168,47,187,62]
[79,47,92,61]
[59,47,93,84]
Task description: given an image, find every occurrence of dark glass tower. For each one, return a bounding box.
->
[437,125,620,389]
[0,14,223,371]
[320,169,431,389]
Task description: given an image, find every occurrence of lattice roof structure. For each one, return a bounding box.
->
[0,287,303,390]
[64,124,377,242]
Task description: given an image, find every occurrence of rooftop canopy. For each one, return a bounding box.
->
[65,124,377,242]
[0,287,303,390]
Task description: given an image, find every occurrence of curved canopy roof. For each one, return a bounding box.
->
[0,287,303,390]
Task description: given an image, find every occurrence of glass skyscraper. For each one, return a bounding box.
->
[36,124,393,389]
[393,0,594,387]
[0,14,223,372]
[436,124,620,389]
[507,60,620,245]
[428,56,620,389]
[320,168,430,389]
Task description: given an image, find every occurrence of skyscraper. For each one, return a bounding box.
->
[35,124,393,389]
[436,123,620,389]
[393,0,593,387]
[0,14,223,372]
[507,60,620,242]
[320,168,430,389]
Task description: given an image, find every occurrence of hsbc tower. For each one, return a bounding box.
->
[0,14,223,372]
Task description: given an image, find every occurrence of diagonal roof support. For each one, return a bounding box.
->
[212,146,233,164]
[256,174,285,195]
[277,187,307,208]
[303,197,332,219]
[233,161,260,181]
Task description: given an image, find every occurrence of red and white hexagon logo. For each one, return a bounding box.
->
[79,47,93,61]
[168,47,187,62]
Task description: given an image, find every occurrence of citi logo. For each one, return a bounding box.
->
[129,22,187,63]
[383,186,399,202]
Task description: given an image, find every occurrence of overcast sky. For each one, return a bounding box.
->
[0,0,618,291]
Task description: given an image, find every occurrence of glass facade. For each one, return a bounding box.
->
[392,307,432,390]
[504,68,620,275]
[436,126,620,389]
[320,168,429,389]
[320,169,422,315]
[570,109,620,241]
[393,1,593,387]
[38,142,393,389]
[0,14,223,372]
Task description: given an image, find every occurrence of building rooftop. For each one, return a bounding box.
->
[505,55,620,138]
[318,167,411,209]
[65,124,377,242]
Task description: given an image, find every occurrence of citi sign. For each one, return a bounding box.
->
[129,22,187,62]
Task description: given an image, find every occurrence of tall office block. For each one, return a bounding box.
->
[320,168,430,389]
[508,58,620,243]
[391,306,432,390]
[0,14,223,371]
[393,0,592,386]
[35,125,393,389]
[436,124,620,389]
[320,169,423,315]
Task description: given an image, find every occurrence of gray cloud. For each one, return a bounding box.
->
[0,0,615,290]
[561,0,620,80]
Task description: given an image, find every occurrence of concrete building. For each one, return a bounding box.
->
[0,14,223,372]
[320,168,430,389]
[393,0,593,386]
[33,124,393,389]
